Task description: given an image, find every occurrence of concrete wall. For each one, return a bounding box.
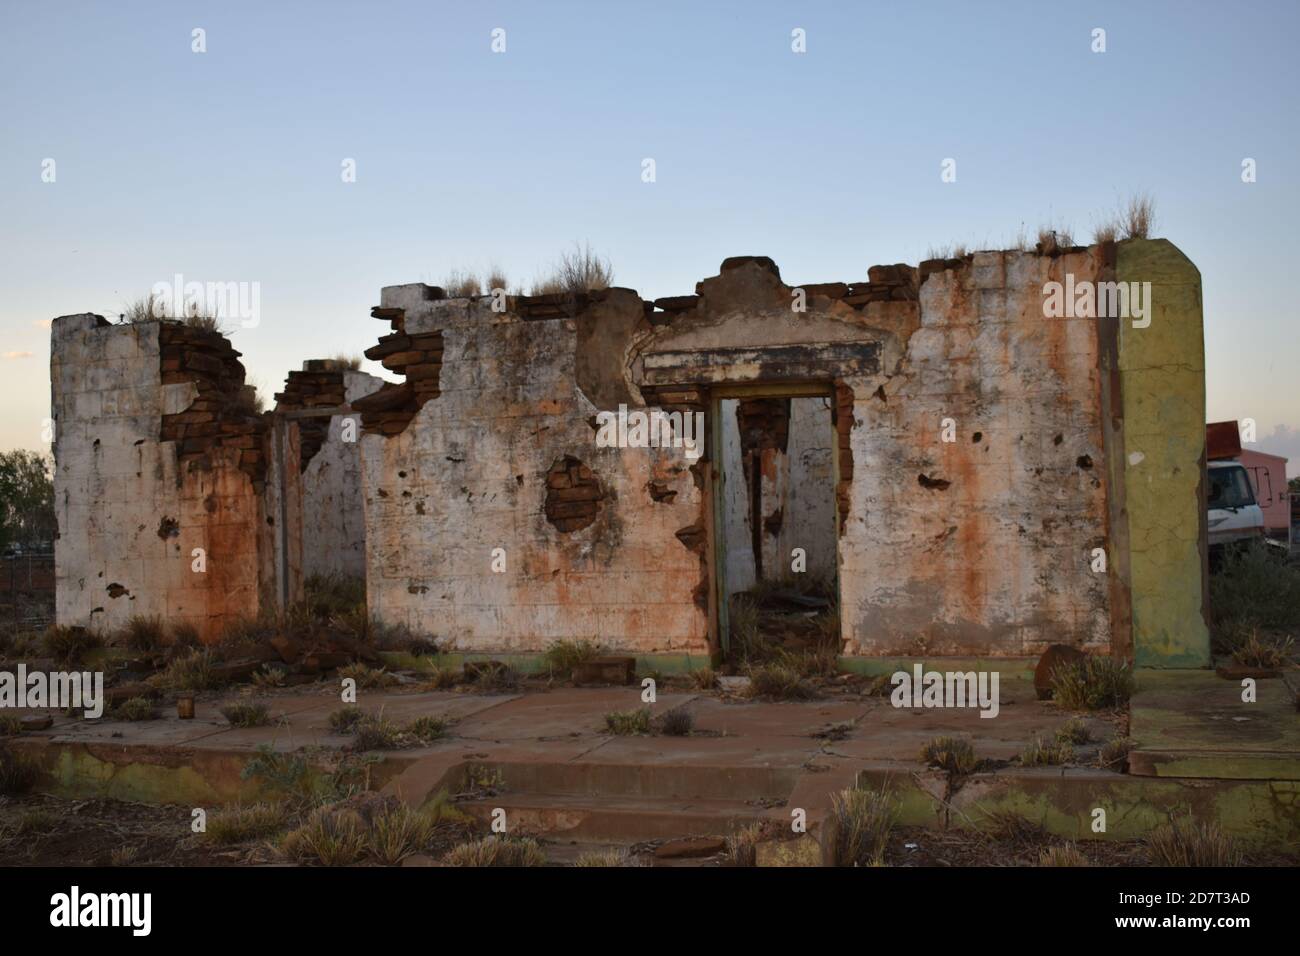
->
[630,254,1114,658]
[718,398,757,596]
[296,370,385,581]
[841,251,1112,657]
[359,288,708,657]
[52,239,1207,665]
[1115,240,1210,667]
[769,397,837,582]
[357,243,1206,663]
[718,395,836,596]
[51,315,268,640]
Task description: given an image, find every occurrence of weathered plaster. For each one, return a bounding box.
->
[1116,240,1211,667]
[52,315,267,641]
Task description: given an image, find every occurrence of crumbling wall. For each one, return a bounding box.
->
[359,285,708,656]
[840,251,1112,656]
[718,396,836,594]
[274,363,384,582]
[633,253,1112,658]
[773,397,836,580]
[48,242,1195,662]
[51,315,270,641]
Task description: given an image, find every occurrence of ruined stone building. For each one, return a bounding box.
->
[50,239,1210,668]
[50,317,379,641]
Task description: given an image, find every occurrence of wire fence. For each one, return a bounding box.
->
[2,550,55,635]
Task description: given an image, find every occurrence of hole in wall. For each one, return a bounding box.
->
[544,455,606,533]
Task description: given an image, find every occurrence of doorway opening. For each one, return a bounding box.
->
[711,384,842,670]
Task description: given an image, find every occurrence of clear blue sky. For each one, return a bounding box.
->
[2,0,1297,474]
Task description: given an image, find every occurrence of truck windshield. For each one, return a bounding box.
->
[1208,466,1256,509]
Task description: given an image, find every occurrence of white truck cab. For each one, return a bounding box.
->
[1207,459,1264,548]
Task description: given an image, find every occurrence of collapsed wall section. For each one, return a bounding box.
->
[631,252,1115,659]
[52,316,270,641]
[274,362,385,582]
[358,285,708,657]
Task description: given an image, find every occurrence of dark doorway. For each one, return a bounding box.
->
[713,386,841,670]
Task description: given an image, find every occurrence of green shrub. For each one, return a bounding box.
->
[772,646,838,678]
[468,662,519,692]
[1230,628,1294,669]
[42,625,100,664]
[421,663,459,690]
[1098,736,1134,770]
[1055,717,1093,745]
[1039,844,1090,867]
[690,667,717,690]
[527,242,613,296]
[168,620,203,654]
[657,706,693,737]
[572,847,641,867]
[728,595,764,662]
[1021,736,1074,766]
[280,806,369,866]
[1049,656,1134,710]
[217,614,274,647]
[239,744,329,806]
[745,663,817,700]
[405,715,448,743]
[826,787,895,867]
[725,823,763,867]
[368,804,434,865]
[303,574,367,621]
[543,639,600,675]
[328,706,364,734]
[252,663,288,688]
[604,708,651,735]
[442,836,546,867]
[351,714,402,751]
[158,648,226,691]
[220,701,271,728]
[0,745,39,795]
[204,803,289,845]
[121,615,166,653]
[338,663,398,689]
[1147,817,1242,867]
[109,845,139,866]
[1210,540,1300,646]
[113,696,158,721]
[919,736,978,775]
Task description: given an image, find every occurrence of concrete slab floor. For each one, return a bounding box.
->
[11,673,1299,844]
[6,676,1134,769]
[1129,668,1300,779]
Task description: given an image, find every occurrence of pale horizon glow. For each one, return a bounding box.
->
[1,1,1296,475]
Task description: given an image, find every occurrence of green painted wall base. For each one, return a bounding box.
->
[838,657,1036,679]
[855,767,1299,849]
[378,650,712,676]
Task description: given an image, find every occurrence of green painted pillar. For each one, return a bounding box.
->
[1116,239,1211,667]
